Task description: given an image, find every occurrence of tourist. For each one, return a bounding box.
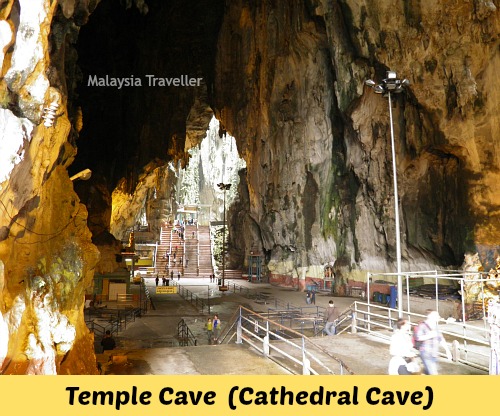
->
[306,290,312,304]
[388,318,418,375]
[100,330,116,351]
[414,309,452,375]
[206,318,213,343]
[213,314,221,342]
[323,300,339,335]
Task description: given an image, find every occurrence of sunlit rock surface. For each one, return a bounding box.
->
[0,0,100,374]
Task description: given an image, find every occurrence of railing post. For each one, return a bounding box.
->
[236,319,242,344]
[351,310,357,334]
[451,340,459,362]
[263,321,270,356]
[302,338,311,375]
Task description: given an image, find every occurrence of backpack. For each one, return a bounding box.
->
[412,322,429,350]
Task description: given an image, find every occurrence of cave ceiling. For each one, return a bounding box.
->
[71,0,224,191]
[0,0,499,375]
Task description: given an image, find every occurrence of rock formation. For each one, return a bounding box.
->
[0,0,499,373]
[214,0,500,285]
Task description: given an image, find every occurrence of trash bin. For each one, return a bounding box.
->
[373,291,380,302]
[218,278,222,285]
[166,279,169,286]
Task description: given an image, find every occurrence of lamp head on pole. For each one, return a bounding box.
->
[365,70,410,96]
[217,183,231,191]
[70,168,92,181]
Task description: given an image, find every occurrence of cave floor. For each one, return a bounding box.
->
[96,278,487,375]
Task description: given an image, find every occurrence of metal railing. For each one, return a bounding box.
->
[86,320,108,339]
[177,319,198,346]
[366,270,496,322]
[141,280,155,311]
[351,300,490,372]
[85,306,141,352]
[220,305,354,375]
[172,281,211,313]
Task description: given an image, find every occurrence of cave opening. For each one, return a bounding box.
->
[70,0,229,240]
[177,116,246,269]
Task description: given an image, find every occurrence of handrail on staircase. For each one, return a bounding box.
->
[177,318,198,346]
[219,305,354,375]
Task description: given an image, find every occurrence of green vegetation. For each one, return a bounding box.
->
[180,147,201,205]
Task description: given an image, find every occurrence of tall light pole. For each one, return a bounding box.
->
[365,70,409,317]
[217,182,231,289]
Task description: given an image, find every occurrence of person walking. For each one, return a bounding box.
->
[414,309,452,375]
[388,318,419,375]
[177,271,181,281]
[305,290,312,304]
[213,314,221,342]
[323,300,339,335]
[155,275,159,287]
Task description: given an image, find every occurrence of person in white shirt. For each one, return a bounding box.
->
[388,318,418,375]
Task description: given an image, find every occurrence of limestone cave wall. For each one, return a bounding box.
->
[214,0,500,285]
[0,0,499,374]
[0,0,103,374]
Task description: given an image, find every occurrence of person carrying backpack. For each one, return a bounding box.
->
[414,309,452,375]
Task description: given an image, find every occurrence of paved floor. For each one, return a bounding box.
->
[97,278,487,375]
